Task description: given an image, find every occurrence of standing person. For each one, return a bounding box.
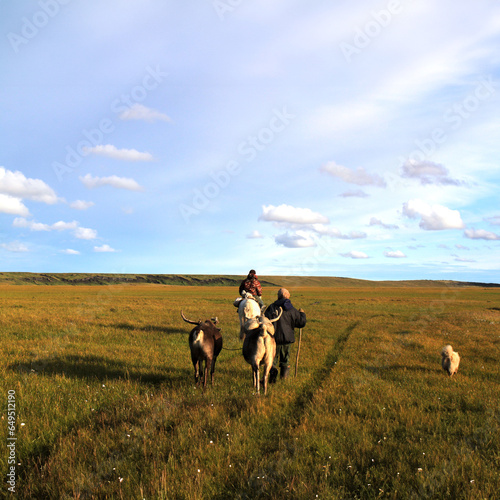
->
[265,288,306,382]
[239,269,264,308]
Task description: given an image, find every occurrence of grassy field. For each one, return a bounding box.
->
[1,282,499,499]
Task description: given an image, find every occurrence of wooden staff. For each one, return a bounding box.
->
[295,328,302,377]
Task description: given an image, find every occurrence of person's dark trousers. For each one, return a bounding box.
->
[272,344,291,380]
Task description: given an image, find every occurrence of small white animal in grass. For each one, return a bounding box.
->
[441,345,460,376]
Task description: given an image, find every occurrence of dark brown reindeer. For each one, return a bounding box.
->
[181,311,223,388]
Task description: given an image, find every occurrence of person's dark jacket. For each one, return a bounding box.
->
[265,298,306,345]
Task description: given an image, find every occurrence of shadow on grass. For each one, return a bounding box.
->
[287,321,360,422]
[394,330,412,335]
[100,322,186,335]
[212,321,361,499]
[9,354,190,387]
[365,364,434,375]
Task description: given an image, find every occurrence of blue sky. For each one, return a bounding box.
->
[1,0,500,282]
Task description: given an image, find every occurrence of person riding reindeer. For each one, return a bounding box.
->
[238,269,265,309]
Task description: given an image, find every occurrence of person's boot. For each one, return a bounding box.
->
[280,365,290,380]
[268,367,279,384]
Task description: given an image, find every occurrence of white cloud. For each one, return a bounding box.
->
[259,204,329,225]
[13,218,80,232]
[119,103,171,123]
[275,231,316,248]
[342,231,367,240]
[13,217,97,240]
[247,230,263,239]
[400,160,464,186]
[464,228,500,240]
[340,250,369,259]
[94,244,117,252]
[0,241,28,252]
[311,224,366,240]
[369,217,399,230]
[80,174,144,191]
[0,167,58,204]
[485,215,500,226]
[402,199,465,230]
[321,161,386,187]
[82,144,154,162]
[309,224,340,237]
[384,250,407,258]
[61,249,80,255]
[0,194,30,216]
[258,205,367,249]
[70,200,95,210]
[13,217,49,231]
[52,220,79,231]
[454,256,476,263]
[75,227,98,240]
[339,190,369,198]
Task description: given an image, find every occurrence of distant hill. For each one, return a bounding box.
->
[0,273,265,287]
[0,272,498,288]
[261,276,500,288]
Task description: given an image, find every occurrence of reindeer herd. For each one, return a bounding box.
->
[180,293,282,395]
[180,292,461,395]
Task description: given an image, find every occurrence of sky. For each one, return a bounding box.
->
[1,0,500,283]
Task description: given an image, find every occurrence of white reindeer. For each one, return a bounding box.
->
[235,292,262,340]
[242,308,282,395]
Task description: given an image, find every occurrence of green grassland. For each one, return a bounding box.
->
[1,281,499,498]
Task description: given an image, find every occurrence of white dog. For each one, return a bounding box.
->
[441,345,460,376]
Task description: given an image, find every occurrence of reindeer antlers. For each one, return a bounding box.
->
[180,310,201,325]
